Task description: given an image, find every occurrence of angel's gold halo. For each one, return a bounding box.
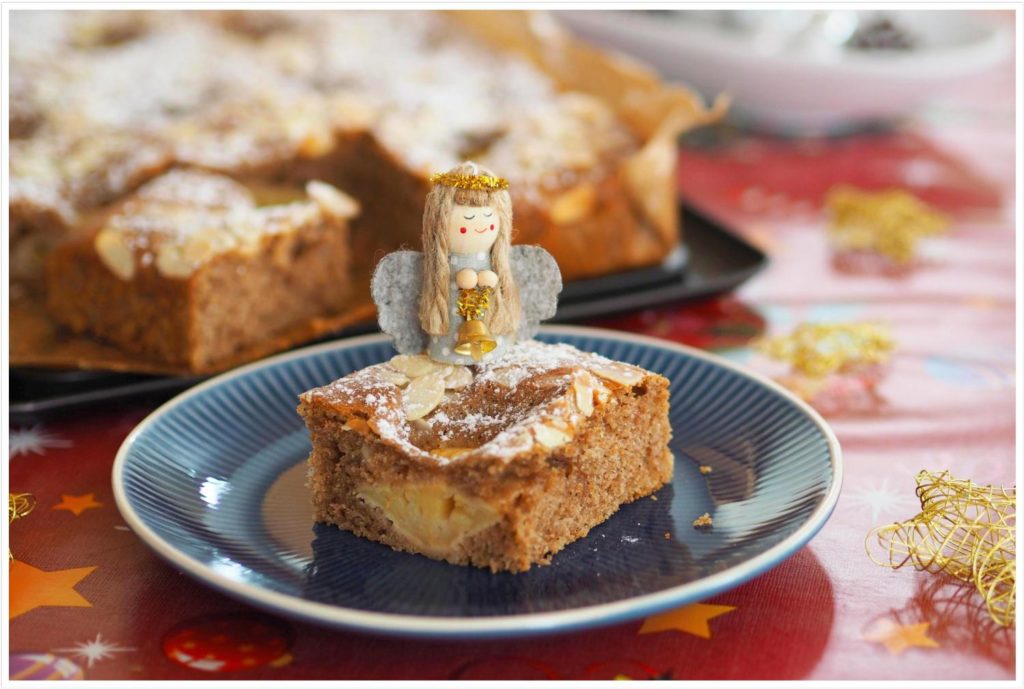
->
[429,171,510,191]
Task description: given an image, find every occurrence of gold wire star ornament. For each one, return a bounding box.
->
[9,492,35,524]
[866,470,1016,627]
[825,185,949,264]
[8,492,36,561]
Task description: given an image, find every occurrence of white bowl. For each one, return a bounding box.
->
[556,10,1012,132]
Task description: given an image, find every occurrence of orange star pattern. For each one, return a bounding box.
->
[637,603,737,639]
[9,560,96,619]
[52,493,103,516]
[864,621,940,655]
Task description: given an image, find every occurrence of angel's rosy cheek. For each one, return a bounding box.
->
[460,227,467,234]
[490,224,495,231]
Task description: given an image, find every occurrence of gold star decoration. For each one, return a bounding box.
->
[863,621,939,655]
[52,493,103,516]
[755,322,894,378]
[9,492,36,561]
[866,470,1016,627]
[637,603,736,639]
[825,185,949,264]
[9,560,96,619]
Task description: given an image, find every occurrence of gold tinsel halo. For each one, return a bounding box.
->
[826,185,949,264]
[754,322,895,378]
[866,470,1016,627]
[429,171,509,191]
[8,492,36,561]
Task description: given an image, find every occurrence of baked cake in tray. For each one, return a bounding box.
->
[298,343,672,572]
[46,169,358,371]
[10,9,721,291]
[11,10,722,374]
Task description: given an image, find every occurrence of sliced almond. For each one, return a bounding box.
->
[389,354,443,378]
[403,371,446,420]
[572,371,599,417]
[94,229,136,280]
[155,243,193,278]
[487,366,525,388]
[445,365,473,390]
[533,422,571,449]
[330,92,378,130]
[342,417,370,433]
[181,228,234,266]
[431,447,475,460]
[377,368,410,387]
[549,183,597,226]
[306,180,360,219]
[591,361,645,388]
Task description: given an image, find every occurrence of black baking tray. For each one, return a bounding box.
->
[9,204,766,422]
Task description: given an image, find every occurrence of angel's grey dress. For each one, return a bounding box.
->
[425,251,503,365]
[371,246,562,365]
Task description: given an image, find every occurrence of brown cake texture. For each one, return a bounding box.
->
[11,10,722,372]
[46,170,358,372]
[298,341,673,572]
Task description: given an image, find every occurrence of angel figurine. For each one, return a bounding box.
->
[372,162,562,365]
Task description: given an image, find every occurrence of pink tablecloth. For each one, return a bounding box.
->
[9,43,1016,681]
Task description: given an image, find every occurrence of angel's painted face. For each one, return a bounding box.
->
[448,203,499,254]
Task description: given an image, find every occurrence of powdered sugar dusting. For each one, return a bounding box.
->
[96,169,347,278]
[11,10,635,222]
[299,341,647,465]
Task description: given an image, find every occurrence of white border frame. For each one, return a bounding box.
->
[111,325,843,638]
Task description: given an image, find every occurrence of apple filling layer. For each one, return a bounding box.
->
[356,480,500,556]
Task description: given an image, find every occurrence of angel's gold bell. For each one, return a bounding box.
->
[454,319,497,362]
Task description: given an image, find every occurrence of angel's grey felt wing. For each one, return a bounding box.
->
[370,250,428,355]
[511,245,562,341]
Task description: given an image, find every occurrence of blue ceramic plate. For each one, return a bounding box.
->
[113,326,841,639]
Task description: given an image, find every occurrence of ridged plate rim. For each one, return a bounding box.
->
[112,325,842,639]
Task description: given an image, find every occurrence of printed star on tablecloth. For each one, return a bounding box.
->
[637,603,736,639]
[53,633,136,669]
[9,560,96,619]
[846,478,917,523]
[52,494,103,516]
[864,620,940,655]
[9,425,72,458]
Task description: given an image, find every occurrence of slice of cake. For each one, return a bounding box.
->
[45,169,358,371]
[298,342,672,573]
[10,131,173,288]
